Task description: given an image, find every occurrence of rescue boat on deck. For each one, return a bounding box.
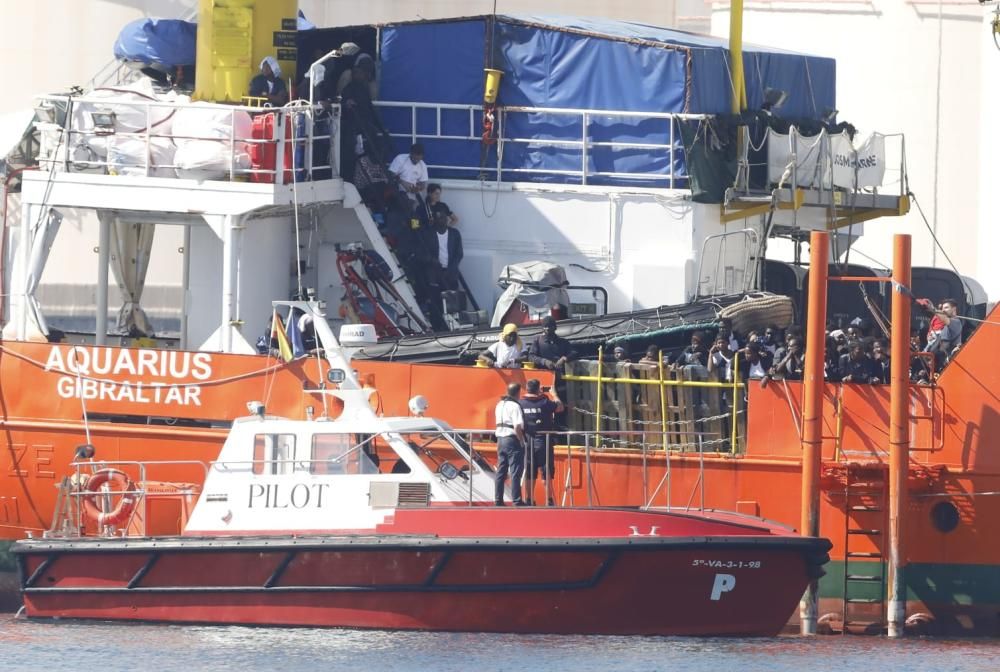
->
[12,314,830,635]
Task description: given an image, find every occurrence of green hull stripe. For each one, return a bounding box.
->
[820,561,1000,605]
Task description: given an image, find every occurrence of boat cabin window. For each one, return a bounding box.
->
[311,433,379,475]
[393,431,493,475]
[252,433,297,475]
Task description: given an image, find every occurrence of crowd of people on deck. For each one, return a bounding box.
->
[476,295,965,388]
[598,297,963,388]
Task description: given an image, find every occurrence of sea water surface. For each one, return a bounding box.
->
[2,615,1000,672]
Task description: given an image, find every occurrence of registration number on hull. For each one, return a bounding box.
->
[691,560,762,569]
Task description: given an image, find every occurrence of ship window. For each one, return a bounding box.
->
[394,431,492,474]
[311,433,379,475]
[253,433,297,475]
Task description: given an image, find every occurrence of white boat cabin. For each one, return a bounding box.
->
[184,405,498,535]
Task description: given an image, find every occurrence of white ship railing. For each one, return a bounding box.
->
[375,100,705,188]
[736,125,909,199]
[34,95,340,186]
[47,425,724,538]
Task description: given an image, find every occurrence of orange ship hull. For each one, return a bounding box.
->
[3,298,1000,634]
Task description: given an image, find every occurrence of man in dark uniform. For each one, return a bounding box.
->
[493,382,526,506]
[520,379,563,506]
[527,315,574,428]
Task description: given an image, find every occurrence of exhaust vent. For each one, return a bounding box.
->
[369,481,431,508]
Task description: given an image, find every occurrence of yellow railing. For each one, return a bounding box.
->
[562,350,746,453]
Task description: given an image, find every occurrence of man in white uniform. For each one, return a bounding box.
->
[494,382,526,506]
[389,143,428,201]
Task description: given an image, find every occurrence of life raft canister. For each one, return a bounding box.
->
[82,468,138,528]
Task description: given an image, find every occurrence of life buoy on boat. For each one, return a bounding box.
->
[82,469,138,528]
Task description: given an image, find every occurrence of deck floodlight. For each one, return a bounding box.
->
[762,88,788,112]
[327,368,347,384]
[91,108,117,135]
[247,400,266,418]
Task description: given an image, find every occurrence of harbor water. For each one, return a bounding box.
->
[2,614,1000,671]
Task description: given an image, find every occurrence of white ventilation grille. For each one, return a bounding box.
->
[369,481,431,508]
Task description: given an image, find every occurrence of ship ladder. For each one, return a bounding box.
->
[841,463,887,635]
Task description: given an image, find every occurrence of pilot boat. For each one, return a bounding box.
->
[11,305,831,636]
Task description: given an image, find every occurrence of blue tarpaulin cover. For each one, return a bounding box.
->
[377,15,835,186]
[113,18,197,68]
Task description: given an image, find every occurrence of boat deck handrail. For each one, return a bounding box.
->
[34,94,340,185]
[45,422,728,539]
[374,99,703,188]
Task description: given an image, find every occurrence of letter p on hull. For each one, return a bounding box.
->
[710,573,736,601]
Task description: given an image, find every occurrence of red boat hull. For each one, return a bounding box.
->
[15,531,828,636]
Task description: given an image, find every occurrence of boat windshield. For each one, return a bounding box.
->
[226,429,493,478]
[388,431,494,475]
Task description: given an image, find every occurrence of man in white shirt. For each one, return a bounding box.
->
[389,143,428,201]
[494,382,526,506]
[481,323,524,368]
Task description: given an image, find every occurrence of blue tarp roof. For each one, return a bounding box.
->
[376,15,836,186]
[380,15,835,117]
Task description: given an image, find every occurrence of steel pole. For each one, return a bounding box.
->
[887,233,912,638]
[799,230,829,635]
[728,0,747,113]
[95,213,111,346]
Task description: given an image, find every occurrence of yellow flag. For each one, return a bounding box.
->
[271,310,293,363]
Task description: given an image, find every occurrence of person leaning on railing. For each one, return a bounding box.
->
[708,337,733,382]
[736,342,772,386]
[917,297,963,370]
[527,316,574,429]
[479,323,525,368]
[675,330,711,413]
[248,56,288,107]
[768,337,804,381]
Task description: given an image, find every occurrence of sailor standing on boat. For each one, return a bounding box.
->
[494,383,526,506]
[519,379,563,506]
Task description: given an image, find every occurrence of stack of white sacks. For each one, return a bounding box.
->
[49,78,252,180]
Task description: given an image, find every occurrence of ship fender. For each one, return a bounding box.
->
[904,612,936,636]
[82,469,138,528]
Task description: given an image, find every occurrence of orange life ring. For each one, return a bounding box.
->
[82,468,138,528]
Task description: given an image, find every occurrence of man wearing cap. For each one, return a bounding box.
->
[520,379,563,506]
[494,382,526,506]
[480,323,524,368]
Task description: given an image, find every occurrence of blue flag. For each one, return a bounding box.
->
[287,309,307,358]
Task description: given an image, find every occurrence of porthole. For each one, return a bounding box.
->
[930,501,959,533]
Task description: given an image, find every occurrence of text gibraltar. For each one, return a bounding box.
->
[45,347,214,407]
